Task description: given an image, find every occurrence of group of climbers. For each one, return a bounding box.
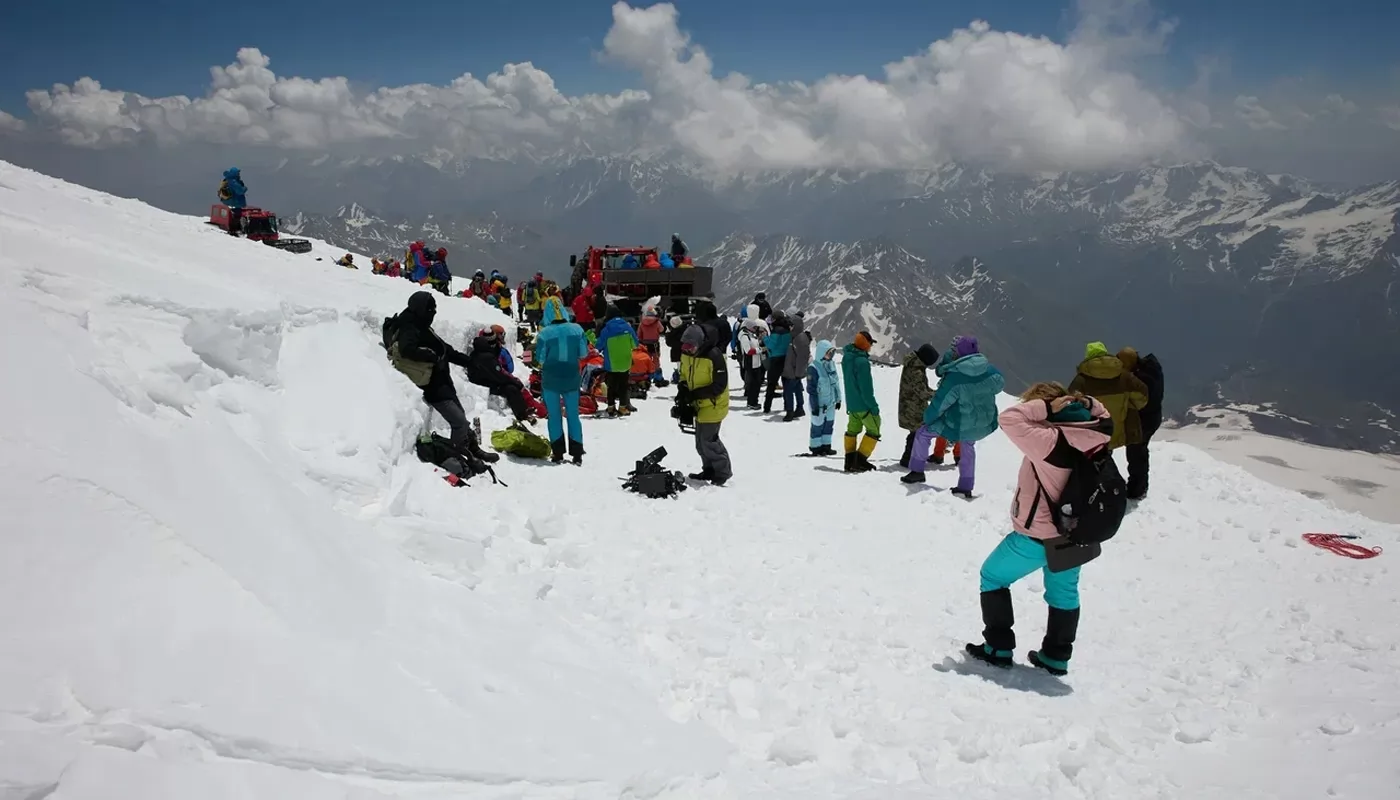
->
[380,266,1165,677]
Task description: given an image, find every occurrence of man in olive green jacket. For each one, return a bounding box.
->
[1068,341,1148,450]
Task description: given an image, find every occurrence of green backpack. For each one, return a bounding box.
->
[382,314,434,387]
[490,422,552,459]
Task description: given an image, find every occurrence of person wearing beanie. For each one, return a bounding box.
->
[1117,346,1164,499]
[804,339,842,455]
[965,381,1112,676]
[897,342,941,467]
[840,330,882,472]
[1068,341,1148,451]
[532,296,589,464]
[781,310,812,421]
[901,335,1004,497]
[678,322,732,485]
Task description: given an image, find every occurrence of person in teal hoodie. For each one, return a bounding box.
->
[763,313,793,413]
[901,335,1005,496]
[533,299,589,463]
[841,330,881,472]
[597,307,639,416]
[804,339,843,456]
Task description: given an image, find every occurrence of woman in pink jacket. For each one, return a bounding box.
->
[967,382,1112,676]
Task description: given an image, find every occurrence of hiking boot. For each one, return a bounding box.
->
[607,406,619,418]
[617,407,632,417]
[821,445,838,456]
[1028,651,1068,676]
[472,448,500,464]
[965,642,1014,669]
[687,471,713,482]
[900,471,926,484]
[783,411,799,422]
[950,487,974,500]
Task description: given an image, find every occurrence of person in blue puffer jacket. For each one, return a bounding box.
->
[217,167,248,236]
[804,339,842,456]
[901,335,1005,497]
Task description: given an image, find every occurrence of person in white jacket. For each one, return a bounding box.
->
[735,304,770,409]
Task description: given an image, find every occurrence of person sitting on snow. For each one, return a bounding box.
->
[465,329,537,424]
[387,291,499,475]
[336,253,357,269]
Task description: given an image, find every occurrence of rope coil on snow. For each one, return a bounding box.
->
[1303,533,1382,559]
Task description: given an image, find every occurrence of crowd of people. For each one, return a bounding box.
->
[378,268,1165,676]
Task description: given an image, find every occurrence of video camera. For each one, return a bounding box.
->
[621,446,688,499]
[671,384,696,432]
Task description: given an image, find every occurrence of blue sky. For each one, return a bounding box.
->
[1,0,1396,113]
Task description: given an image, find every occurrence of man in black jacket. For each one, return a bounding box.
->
[392,292,498,472]
[751,292,772,321]
[1118,347,1164,499]
[465,331,534,423]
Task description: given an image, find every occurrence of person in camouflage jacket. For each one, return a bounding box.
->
[898,343,941,467]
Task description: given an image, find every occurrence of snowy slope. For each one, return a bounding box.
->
[3,161,1400,798]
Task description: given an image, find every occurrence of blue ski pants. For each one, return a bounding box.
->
[542,389,582,445]
[979,532,1081,610]
[809,405,836,448]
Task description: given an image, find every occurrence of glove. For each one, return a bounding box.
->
[835,401,842,410]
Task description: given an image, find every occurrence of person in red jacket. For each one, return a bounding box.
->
[637,308,664,382]
[571,286,597,327]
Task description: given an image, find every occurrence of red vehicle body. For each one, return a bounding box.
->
[569,244,714,323]
[207,204,312,254]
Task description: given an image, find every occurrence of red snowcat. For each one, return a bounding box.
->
[569,245,714,322]
[207,205,313,254]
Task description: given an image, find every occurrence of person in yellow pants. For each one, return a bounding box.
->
[840,330,882,473]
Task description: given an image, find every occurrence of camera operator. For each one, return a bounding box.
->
[675,320,732,486]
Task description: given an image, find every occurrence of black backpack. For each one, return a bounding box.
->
[1031,442,1128,545]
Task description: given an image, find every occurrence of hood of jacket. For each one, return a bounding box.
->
[1078,354,1125,380]
[788,312,805,337]
[681,323,708,354]
[815,339,836,362]
[1117,346,1139,371]
[943,353,993,377]
[745,303,759,320]
[843,342,869,361]
[1084,341,1111,360]
[223,167,240,180]
[404,291,437,325]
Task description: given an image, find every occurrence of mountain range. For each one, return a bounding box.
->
[2,142,1395,452]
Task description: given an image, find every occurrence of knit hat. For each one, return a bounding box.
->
[915,343,940,367]
[953,335,980,358]
[1048,401,1093,423]
[681,324,706,353]
[1117,346,1139,370]
[854,331,876,351]
[1085,341,1110,359]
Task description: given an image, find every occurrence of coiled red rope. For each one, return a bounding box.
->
[1304,533,1382,559]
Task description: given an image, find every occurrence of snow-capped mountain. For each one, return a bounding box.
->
[282,203,553,272]
[2,139,1395,450]
[708,233,1092,392]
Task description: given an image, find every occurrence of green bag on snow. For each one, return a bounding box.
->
[490,423,552,459]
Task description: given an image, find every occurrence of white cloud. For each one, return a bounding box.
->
[1234,95,1286,130]
[1380,106,1400,131]
[14,1,1192,172]
[0,110,24,132]
[1323,93,1358,116]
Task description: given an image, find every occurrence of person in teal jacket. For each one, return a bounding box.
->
[804,339,843,456]
[901,335,1005,496]
[597,307,639,416]
[841,330,881,472]
[533,300,589,463]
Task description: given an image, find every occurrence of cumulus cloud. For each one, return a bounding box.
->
[1234,95,1286,130]
[8,1,1200,171]
[0,110,24,132]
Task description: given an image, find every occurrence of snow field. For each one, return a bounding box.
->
[2,161,1399,798]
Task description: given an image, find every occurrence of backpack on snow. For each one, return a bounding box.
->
[490,422,552,459]
[1029,439,1128,549]
[381,314,434,387]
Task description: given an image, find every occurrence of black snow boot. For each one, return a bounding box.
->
[819,445,837,456]
[568,438,585,466]
[550,437,566,464]
[688,470,714,482]
[965,642,1014,668]
[900,471,926,484]
[1029,606,1079,676]
[850,453,877,473]
[979,588,1016,653]
[843,452,857,472]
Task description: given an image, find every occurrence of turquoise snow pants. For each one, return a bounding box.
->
[979,532,1081,610]
[542,389,582,445]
